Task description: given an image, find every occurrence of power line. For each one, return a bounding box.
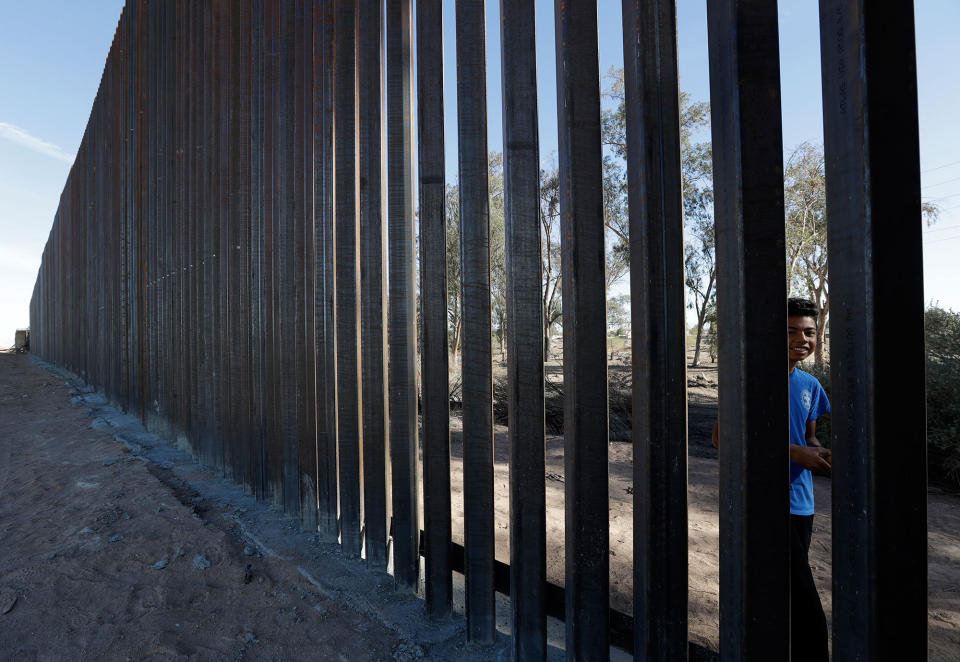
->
[923,222,960,235]
[923,191,960,201]
[922,159,960,174]
[922,175,960,189]
[924,233,960,246]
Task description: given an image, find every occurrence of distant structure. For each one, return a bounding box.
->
[14,328,30,353]
[29,1,928,659]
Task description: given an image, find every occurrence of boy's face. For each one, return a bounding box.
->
[788,315,818,363]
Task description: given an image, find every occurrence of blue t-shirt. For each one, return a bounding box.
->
[789,367,831,515]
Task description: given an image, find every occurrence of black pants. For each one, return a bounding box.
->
[791,514,829,661]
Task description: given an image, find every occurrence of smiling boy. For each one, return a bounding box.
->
[784,297,831,661]
[712,297,831,660]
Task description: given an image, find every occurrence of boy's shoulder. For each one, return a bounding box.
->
[791,366,827,394]
[791,367,830,415]
[792,366,819,384]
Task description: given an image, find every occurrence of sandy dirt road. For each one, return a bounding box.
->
[449,356,960,659]
[2,349,958,660]
[0,351,448,662]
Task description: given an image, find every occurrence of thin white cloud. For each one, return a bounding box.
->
[0,122,74,164]
[0,243,41,273]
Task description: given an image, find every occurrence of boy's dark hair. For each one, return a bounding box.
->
[788,297,819,320]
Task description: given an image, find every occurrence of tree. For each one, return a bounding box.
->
[607,294,631,334]
[685,216,716,367]
[488,152,507,362]
[784,142,829,362]
[784,141,940,364]
[601,66,715,365]
[444,152,508,364]
[445,184,463,362]
[539,166,563,360]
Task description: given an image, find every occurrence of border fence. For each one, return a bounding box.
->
[30,1,927,660]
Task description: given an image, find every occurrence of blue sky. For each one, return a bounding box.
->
[1,0,958,344]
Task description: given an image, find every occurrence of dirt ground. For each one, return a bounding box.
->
[2,348,958,660]
[0,351,476,662]
[449,351,960,660]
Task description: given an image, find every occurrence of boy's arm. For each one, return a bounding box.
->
[794,419,831,472]
[715,417,829,470]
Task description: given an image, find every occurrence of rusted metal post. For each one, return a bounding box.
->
[500,0,546,658]
[358,0,388,570]
[386,0,420,592]
[293,0,319,531]
[334,0,362,559]
[263,0,283,505]
[251,0,269,501]
[455,0,495,644]
[314,0,340,539]
[819,2,928,659]
[416,0,452,618]
[622,0,689,659]
[707,1,790,659]
[232,0,255,495]
[555,0,609,658]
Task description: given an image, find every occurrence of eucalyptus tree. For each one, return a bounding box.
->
[602,66,714,365]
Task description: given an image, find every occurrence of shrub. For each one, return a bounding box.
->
[925,307,960,486]
[802,307,960,488]
[801,360,832,448]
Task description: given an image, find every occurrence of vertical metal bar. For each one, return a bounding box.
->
[386,0,419,591]
[500,0,546,657]
[621,1,689,659]
[135,0,147,423]
[101,53,111,399]
[233,0,254,493]
[455,0,495,643]
[297,0,320,532]
[279,0,302,516]
[264,0,284,505]
[293,0,308,515]
[222,0,237,483]
[157,0,167,438]
[415,0,452,619]
[706,1,790,659]
[115,25,123,405]
[819,2,928,659]
[213,0,229,477]
[251,0,269,500]
[315,0,340,538]
[195,0,209,463]
[149,0,159,436]
[554,1,609,658]
[186,0,199,455]
[222,0,237,480]
[172,0,184,445]
[201,0,216,469]
[118,7,130,412]
[334,0,363,559]
[358,0,388,571]
[160,0,170,439]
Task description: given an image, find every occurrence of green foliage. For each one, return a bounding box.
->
[444,184,462,354]
[799,307,960,488]
[925,306,960,486]
[602,67,717,365]
[800,360,832,447]
[607,294,631,331]
[783,142,941,365]
[601,68,713,295]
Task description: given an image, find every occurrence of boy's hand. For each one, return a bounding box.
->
[791,445,832,473]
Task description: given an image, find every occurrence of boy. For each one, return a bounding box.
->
[712,297,831,660]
